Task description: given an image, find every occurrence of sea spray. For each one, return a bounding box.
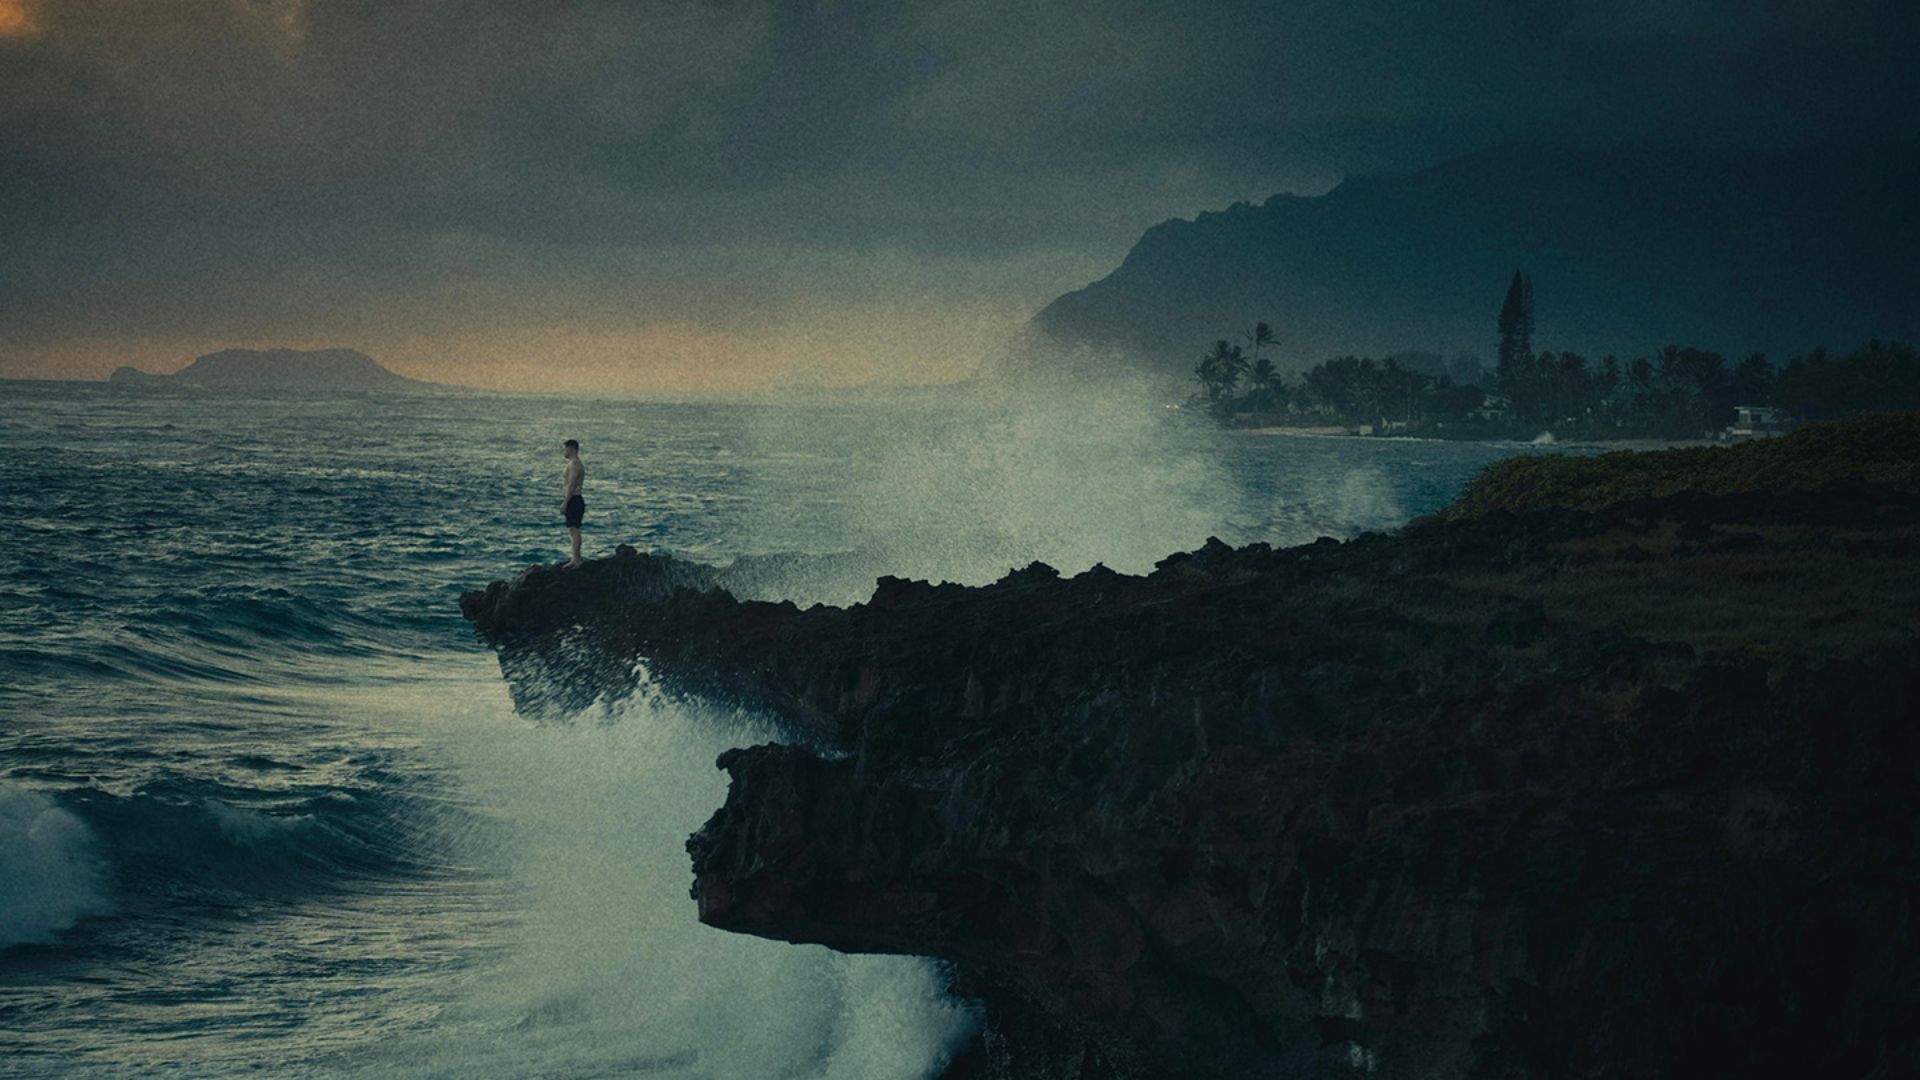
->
[746,380,1235,585]
[0,783,113,948]
[357,681,977,1079]
[740,377,1437,589]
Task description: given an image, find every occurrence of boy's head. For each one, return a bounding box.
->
[563,438,579,456]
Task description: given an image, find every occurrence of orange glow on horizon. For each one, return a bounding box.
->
[0,320,989,396]
[0,0,38,38]
[395,326,777,395]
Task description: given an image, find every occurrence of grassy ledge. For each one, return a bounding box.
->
[1435,412,1920,521]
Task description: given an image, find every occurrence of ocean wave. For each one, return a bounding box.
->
[0,642,261,686]
[0,783,114,948]
[34,777,465,918]
[131,584,382,648]
[0,583,413,689]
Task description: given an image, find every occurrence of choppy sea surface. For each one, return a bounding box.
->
[0,381,1558,1078]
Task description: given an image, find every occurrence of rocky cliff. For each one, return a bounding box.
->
[461,416,1920,1078]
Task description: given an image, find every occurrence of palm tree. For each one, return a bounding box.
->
[1243,321,1277,422]
[1250,357,1278,423]
[1220,344,1249,399]
[1353,357,1383,427]
[1245,322,1276,368]
[1196,340,1229,407]
[1194,352,1222,401]
[1196,340,1247,419]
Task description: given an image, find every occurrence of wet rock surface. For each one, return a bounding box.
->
[462,483,1920,1078]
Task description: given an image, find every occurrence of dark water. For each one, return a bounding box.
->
[0,381,1552,1077]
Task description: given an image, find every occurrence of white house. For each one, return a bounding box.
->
[1727,405,1795,439]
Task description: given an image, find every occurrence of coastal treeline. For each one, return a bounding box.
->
[1192,272,1920,438]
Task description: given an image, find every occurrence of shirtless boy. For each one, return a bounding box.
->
[561,438,586,569]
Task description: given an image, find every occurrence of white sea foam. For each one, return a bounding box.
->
[749,377,1237,586]
[1332,466,1406,534]
[0,782,113,948]
[365,681,976,1079]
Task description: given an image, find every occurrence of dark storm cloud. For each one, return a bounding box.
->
[2,0,1916,372]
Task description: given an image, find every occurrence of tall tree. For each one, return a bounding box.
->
[1195,340,1247,417]
[1305,356,1367,419]
[1250,357,1278,422]
[1497,270,1531,376]
[1492,271,1541,423]
[1773,341,1919,420]
[1194,345,1224,405]
[1218,342,1249,399]
[1731,353,1776,405]
[1243,322,1279,422]
[1244,321,1276,376]
[1520,274,1536,349]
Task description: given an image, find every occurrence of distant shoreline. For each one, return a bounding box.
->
[1237,425,1722,452]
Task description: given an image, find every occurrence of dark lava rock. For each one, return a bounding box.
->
[462,485,1920,1079]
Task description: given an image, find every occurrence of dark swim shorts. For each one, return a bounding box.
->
[564,494,585,528]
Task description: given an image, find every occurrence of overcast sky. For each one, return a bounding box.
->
[3,0,1915,391]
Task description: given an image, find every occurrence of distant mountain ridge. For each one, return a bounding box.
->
[1032,142,1920,381]
[110,348,434,391]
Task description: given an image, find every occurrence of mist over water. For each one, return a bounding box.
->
[832,386,1232,581]
[0,380,1551,1077]
[743,375,1455,591]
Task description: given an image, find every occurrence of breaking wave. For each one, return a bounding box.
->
[0,783,113,948]
[341,683,980,1078]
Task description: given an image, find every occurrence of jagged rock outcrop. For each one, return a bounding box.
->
[458,546,894,719]
[462,421,1920,1079]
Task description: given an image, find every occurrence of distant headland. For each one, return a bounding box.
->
[1033,142,1920,374]
[108,348,439,392]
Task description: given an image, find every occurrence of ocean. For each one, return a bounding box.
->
[0,381,1553,1078]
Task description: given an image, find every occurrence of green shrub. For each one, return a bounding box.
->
[1438,413,1920,519]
